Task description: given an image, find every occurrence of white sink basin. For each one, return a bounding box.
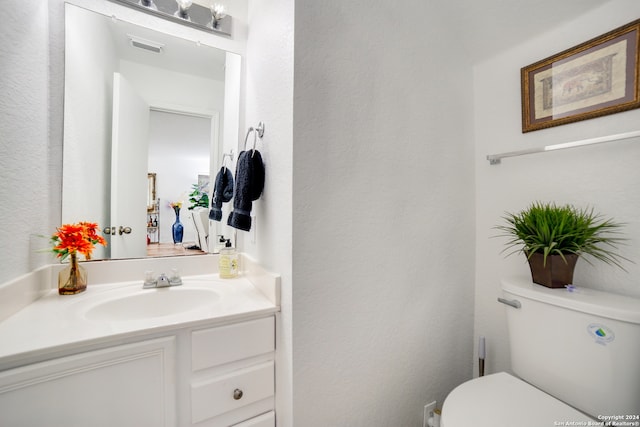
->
[83,287,220,321]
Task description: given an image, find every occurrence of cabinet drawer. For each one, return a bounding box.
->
[231,411,275,427]
[192,317,274,371]
[191,361,274,424]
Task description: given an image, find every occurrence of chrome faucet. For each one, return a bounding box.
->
[156,273,171,287]
[143,269,183,289]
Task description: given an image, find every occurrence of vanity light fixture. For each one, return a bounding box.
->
[139,0,158,10]
[108,0,232,36]
[210,3,226,29]
[128,34,165,54]
[175,0,193,19]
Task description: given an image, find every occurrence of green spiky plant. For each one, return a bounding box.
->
[496,202,628,269]
[188,184,209,210]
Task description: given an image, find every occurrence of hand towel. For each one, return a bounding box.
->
[227,150,265,231]
[209,167,234,221]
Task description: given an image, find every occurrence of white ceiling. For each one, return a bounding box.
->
[436,0,612,62]
[106,13,227,81]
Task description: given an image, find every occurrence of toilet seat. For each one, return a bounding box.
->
[441,372,592,427]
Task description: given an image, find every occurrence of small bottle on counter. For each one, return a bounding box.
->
[218,239,238,278]
[214,235,227,253]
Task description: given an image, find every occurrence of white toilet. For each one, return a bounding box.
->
[441,277,640,426]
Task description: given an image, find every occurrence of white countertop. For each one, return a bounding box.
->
[0,274,278,370]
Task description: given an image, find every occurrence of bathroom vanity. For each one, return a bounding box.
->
[0,1,277,423]
[0,256,280,427]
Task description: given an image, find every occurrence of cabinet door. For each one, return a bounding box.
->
[0,337,176,427]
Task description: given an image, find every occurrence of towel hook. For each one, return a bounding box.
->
[243,122,265,157]
[243,128,257,151]
[221,150,234,172]
[255,121,265,138]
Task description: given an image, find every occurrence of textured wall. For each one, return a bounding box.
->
[243,0,295,424]
[473,0,640,378]
[0,2,58,282]
[292,2,476,425]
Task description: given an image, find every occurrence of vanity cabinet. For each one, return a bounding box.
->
[0,337,176,427]
[190,317,275,427]
[0,316,275,427]
[231,411,276,427]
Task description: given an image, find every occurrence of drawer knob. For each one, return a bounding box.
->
[233,388,243,400]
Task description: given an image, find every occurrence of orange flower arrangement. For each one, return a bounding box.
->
[51,222,107,261]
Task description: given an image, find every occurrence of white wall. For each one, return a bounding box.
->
[291,1,475,425]
[242,0,294,424]
[474,0,640,378]
[0,1,57,281]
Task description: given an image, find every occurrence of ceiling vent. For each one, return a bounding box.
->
[128,35,164,54]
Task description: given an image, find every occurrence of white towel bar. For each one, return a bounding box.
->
[486,130,640,165]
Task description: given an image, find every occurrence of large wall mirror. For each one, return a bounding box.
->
[62,3,241,260]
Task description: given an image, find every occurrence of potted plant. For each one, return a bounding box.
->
[188,184,210,210]
[496,202,628,288]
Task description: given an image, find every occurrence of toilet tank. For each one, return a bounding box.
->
[501,277,640,417]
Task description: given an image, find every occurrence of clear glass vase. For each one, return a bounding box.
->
[58,253,87,295]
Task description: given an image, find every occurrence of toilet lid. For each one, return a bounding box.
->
[441,372,592,427]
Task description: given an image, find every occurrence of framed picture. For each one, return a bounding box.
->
[147,172,157,212]
[521,19,640,133]
[198,174,210,194]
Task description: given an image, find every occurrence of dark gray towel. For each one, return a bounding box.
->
[209,167,234,221]
[227,150,265,231]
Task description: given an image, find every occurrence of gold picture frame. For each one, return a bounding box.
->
[147,172,157,212]
[521,19,640,133]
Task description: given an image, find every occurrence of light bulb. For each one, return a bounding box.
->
[176,0,193,16]
[211,3,226,21]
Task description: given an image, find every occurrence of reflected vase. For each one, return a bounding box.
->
[58,253,87,295]
[172,206,184,244]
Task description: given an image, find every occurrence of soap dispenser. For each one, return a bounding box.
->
[215,235,226,253]
[219,239,238,278]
